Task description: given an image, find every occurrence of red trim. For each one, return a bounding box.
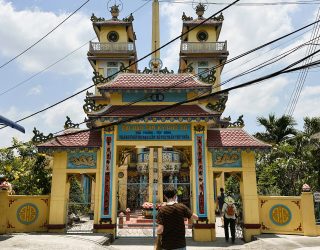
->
[47,224,65,229]
[94,224,116,229]
[243,223,261,229]
[193,223,215,229]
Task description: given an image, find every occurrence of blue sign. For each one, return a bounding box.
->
[122,92,187,102]
[67,152,97,169]
[118,124,191,141]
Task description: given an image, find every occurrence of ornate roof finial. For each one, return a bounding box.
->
[110,4,120,19]
[196,3,206,18]
[107,0,123,20]
[192,0,208,19]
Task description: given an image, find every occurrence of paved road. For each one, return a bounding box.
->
[1,233,320,250]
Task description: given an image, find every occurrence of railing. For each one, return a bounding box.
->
[89,42,135,53]
[180,41,227,53]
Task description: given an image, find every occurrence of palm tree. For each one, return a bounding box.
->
[254,114,297,144]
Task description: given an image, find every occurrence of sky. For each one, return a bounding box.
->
[0,0,319,148]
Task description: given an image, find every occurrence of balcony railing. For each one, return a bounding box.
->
[180,41,227,53]
[89,42,135,53]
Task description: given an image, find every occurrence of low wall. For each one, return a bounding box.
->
[0,191,50,233]
[259,196,303,235]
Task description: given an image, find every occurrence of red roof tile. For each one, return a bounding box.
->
[90,105,218,117]
[37,129,101,149]
[207,128,270,148]
[98,73,212,90]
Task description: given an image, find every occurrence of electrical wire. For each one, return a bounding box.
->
[0,0,152,96]
[0,0,240,129]
[285,7,320,116]
[0,0,91,70]
[1,13,319,132]
[156,0,320,6]
[47,33,320,138]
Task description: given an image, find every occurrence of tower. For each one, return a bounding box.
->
[87,4,138,89]
[179,3,229,91]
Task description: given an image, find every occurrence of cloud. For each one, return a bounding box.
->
[0,86,88,148]
[27,85,42,96]
[0,0,94,76]
[224,76,290,115]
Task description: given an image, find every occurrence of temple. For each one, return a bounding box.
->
[37,1,270,241]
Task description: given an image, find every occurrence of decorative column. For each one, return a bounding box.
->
[240,150,261,242]
[301,190,317,236]
[193,124,214,242]
[157,147,163,202]
[0,190,9,234]
[95,130,116,234]
[148,148,154,202]
[48,152,69,232]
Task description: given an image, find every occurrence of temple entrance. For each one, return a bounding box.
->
[66,174,95,233]
[214,172,243,240]
[116,146,192,237]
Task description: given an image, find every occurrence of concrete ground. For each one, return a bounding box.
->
[1,233,320,250]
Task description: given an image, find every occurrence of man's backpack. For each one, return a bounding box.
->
[226,204,235,216]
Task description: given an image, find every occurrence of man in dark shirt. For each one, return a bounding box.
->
[157,187,198,250]
[217,187,225,226]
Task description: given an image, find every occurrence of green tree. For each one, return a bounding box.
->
[0,138,51,195]
[256,116,320,195]
[255,114,297,144]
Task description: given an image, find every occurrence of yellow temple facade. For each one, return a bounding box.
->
[32,0,319,242]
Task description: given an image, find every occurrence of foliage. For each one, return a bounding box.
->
[255,114,297,144]
[256,115,320,195]
[68,175,88,215]
[0,138,51,195]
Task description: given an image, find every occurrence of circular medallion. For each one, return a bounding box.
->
[197,31,208,41]
[17,203,39,225]
[118,172,124,178]
[270,204,291,226]
[149,58,163,71]
[107,31,119,42]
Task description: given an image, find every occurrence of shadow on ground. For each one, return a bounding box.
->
[112,236,245,248]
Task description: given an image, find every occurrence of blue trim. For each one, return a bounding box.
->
[123,92,187,102]
[269,204,292,226]
[16,203,39,225]
[101,134,114,219]
[194,134,207,217]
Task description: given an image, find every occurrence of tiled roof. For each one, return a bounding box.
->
[207,128,271,148]
[98,73,212,90]
[89,105,219,117]
[37,129,101,149]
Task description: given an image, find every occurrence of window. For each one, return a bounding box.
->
[107,31,119,42]
[105,62,119,79]
[197,61,209,78]
[197,31,208,42]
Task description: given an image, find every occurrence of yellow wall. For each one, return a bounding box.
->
[0,191,50,233]
[188,26,217,42]
[99,26,128,43]
[259,196,303,234]
[258,193,318,236]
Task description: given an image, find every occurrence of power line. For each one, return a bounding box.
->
[286,7,320,116]
[1,12,319,132]
[156,0,320,5]
[0,0,152,96]
[0,0,240,128]
[0,38,94,96]
[4,34,320,149]
[50,47,320,140]
[48,33,320,138]
[0,0,91,70]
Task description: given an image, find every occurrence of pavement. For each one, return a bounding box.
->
[1,217,320,250]
[1,233,320,250]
